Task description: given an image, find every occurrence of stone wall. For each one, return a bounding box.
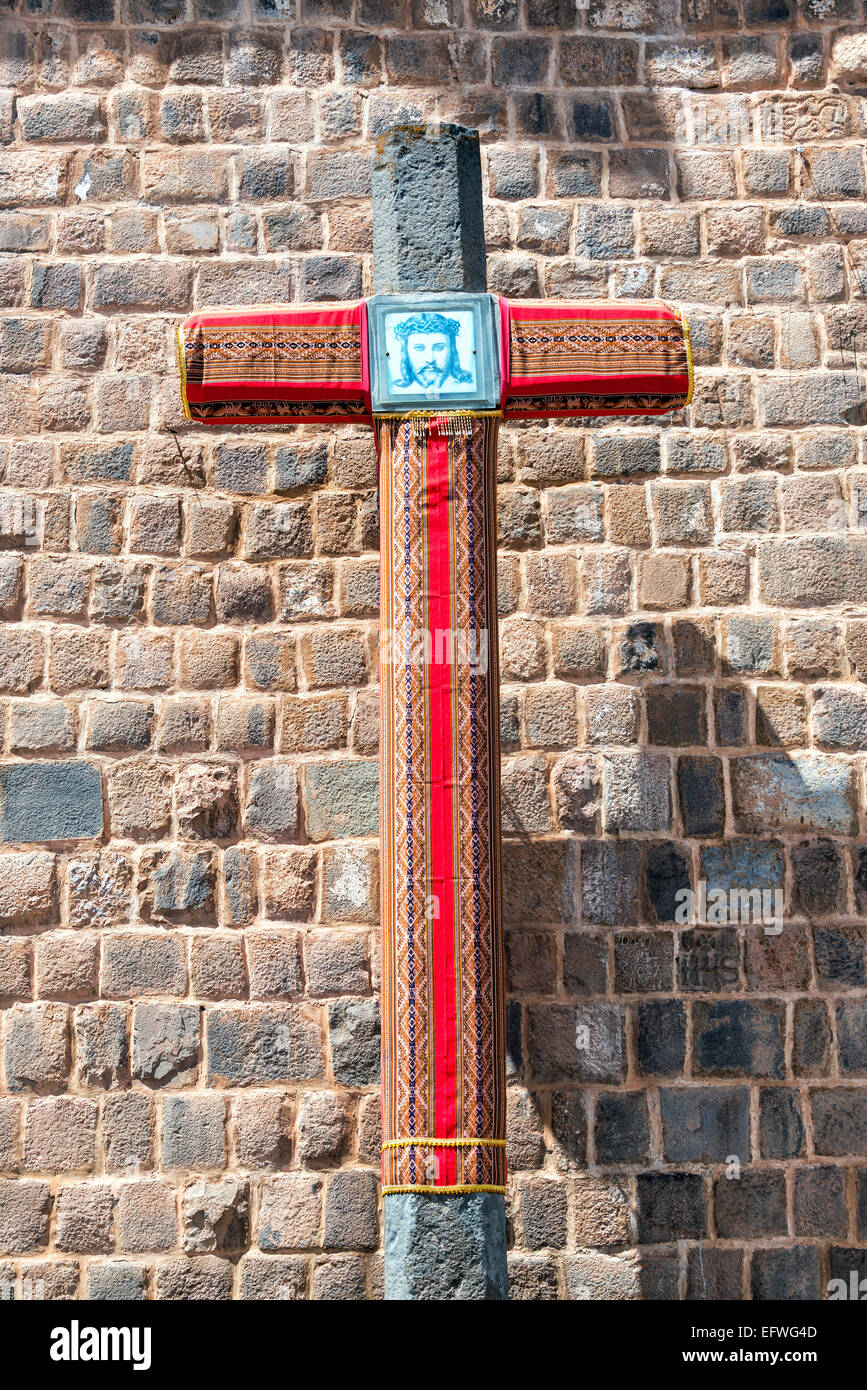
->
[1,0,867,1301]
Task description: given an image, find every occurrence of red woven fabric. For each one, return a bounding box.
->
[178,297,690,425]
[377,415,506,1194]
[503,298,692,418]
[178,301,370,425]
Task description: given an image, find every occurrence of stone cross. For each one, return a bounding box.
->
[178,123,690,1301]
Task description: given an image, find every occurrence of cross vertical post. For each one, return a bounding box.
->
[371,124,508,1300]
[177,127,690,1300]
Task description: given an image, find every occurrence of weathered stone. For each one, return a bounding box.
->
[373,125,486,293]
[182,1176,249,1254]
[0,762,103,842]
[385,1194,506,1300]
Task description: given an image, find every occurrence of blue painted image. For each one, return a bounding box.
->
[385,309,478,398]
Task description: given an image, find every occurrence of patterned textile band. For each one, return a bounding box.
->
[177,299,690,426]
[376,414,506,1196]
[502,299,692,418]
[177,302,370,425]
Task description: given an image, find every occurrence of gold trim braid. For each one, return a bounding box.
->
[681,310,695,408]
[382,1137,507,1150]
[176,324,191,421]
[383,1184,507,1195]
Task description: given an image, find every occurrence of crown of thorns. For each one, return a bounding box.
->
[393,313,461,340]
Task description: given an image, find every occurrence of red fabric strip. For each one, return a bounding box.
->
[425,424,459,1187]
[185,379,367,403]
[181,305,363,331]
[506,299,682,324]
[506,370,690,395]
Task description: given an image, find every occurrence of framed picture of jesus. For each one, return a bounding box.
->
[367,291,501,413]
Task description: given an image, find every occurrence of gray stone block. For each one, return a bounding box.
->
[0,761,103,842]
[372,124,486,293]
[85,1261,145,1300]
[385,1193,507,1300]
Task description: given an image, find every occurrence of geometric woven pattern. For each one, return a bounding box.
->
[178,302,369,426]
[376,415,506,1193]
[178,298,691,427]
[503,299,692,419]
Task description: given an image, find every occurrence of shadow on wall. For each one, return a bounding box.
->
[497,481,866,1299]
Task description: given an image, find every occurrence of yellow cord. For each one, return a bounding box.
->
[382,1137,506,1150]
[383,1185,507,1196]
[373,408,503,420]
[176,324,191,421]
[681,310,695,408]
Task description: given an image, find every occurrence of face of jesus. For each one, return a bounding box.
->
[406,330,452,388]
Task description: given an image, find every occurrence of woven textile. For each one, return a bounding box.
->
[178,297,690,425]
[502,299,692,419]
[377,414,506,1194]
[178,302,369,425]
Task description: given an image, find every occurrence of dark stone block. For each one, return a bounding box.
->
[714,1169,787,1238]
[715,687,748,746]
[514,93,560,137]
[637,1250,679,1300]
[516,1176,567,1249]
[660,1086,750,1163]
[792,999,831,1076]
[224,848,257,928]
[853,845,867,913]
[636,1173,707,1243]
[857,1169,867,1240]
[812,1088,867,1157]
[324,1170,378,1252]
[594,436,660,479]
[385,1193,507,1300]
[550,1090,586,1168]
[759,1087,804,1158]
[791,839,844,918]
[677,755,725,836]
[700,839,784,900]
[327,998,380,1086]
[527,1002,625,1084]
[594,1090,650,1165]
[569,98,614,141]
[619,621,663,673]
[613,932,674,993]
[686,1247,743,1301]
[836,999,867,1075]
[274,443,328,492]
[751,1246,821,1301]
[692,1001,785,1079]
[828,1246,867,1294]
[372,124,486,294]
[636,1000,686,1077]
[793,1165,847,1238]
[581,839,640,925]
[207,1005,323,1086]
[647,686,706,746]
[0,761,103,842]
[678,929,740,994]
[563,932,607,996]
[644,842,690,924]
[673,620,715,676]
[813,925,866,988]
[505,999,522,1076]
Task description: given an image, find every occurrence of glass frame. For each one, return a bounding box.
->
[367,292,501,414]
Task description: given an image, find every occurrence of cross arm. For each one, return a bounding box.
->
[177,296,691,427]
[501,297,692,419]
[177,300,370,426]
